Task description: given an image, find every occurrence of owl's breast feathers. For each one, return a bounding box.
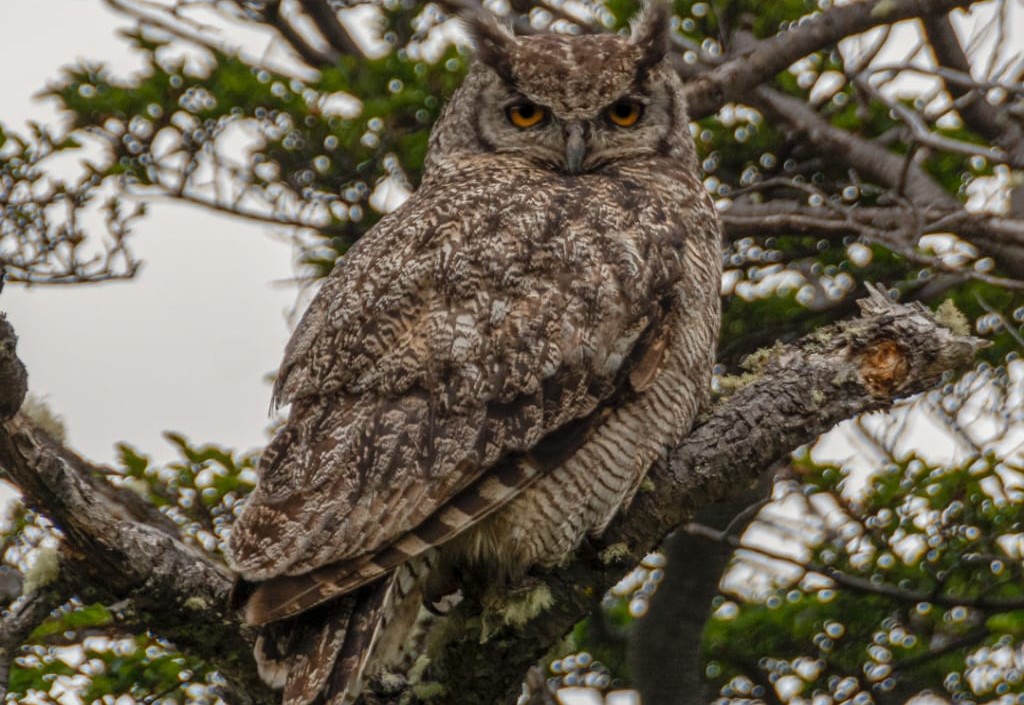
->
[228,156,720,627]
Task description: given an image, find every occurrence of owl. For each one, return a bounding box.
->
[227,4,722,703]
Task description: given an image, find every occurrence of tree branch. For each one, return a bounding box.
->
[720,201,1024,290]
[630,480,774,705]
[402,286,986,704]
[749,85,1024,277]
[682,0,975,119]
[0,284,986,704]
[0,314,27,422]
[922,13,1024,166]
[297,0,362,58]
[0,314,273,702]
[686,523,1024,611]
[0,570,73,696]
[263,0,340,68]
[750,86,956,208]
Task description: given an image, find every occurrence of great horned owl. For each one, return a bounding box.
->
[228,4,722,703]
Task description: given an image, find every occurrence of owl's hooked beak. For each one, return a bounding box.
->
[564,121,586,175]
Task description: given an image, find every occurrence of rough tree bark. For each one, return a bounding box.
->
[0,287,985,703]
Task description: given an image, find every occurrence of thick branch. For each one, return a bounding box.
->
[411,286,985,704]
[0,290,985,704]
[0,414,274,703]
[751,86,956,208]
[630,482,772,705]
[682,0,974,119]
[0,314,27,421]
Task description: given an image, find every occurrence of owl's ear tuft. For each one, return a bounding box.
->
[629,2,671,75]
[463,11,517,82]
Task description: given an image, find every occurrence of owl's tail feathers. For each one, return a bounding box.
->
[255,596,354,704]
[244,556,434,705]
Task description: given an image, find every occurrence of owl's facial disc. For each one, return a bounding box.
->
[428,5,694,176]
[476,29,682,173]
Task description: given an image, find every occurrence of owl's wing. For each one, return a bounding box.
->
[228,169,687,623]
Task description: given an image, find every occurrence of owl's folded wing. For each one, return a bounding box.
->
[228,178,678,624]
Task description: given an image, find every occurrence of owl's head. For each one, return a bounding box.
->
[426,4,694,176]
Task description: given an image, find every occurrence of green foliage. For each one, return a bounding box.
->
[114,433,258,558]
[8,615,220,704]
[0,433,257,703]
[10,0,1021,362]
[45,30,465,275]
[704,377,1024,704]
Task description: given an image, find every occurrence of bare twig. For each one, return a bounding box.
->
[261,0,339,67]
[685,523,1024,611]
[681,0,975,119]
[297,0,363,57]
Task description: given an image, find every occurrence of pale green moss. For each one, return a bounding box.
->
[24,546,60,594]
[871,0,898,18]
[21,394,66,443]
[184,596,209,610]
[411,682,447,701]
[716,372,759,395]
[375,671,408,692]
[121,478,152,499]
[500,583,553,629]
[718,343,787,397]
[481,582,554,641]
[599,542,632,564]
[936,299,970,336]
[407,654,431,684]
[740,342,785,372]
[424,608,477,659]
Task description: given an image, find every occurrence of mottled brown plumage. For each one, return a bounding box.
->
[227,5,722,702]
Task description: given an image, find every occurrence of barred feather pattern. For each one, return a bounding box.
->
[227,7,722,703]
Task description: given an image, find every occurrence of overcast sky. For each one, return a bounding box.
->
[4,1,299,464]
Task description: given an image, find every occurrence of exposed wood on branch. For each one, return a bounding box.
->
[370,286,987,703]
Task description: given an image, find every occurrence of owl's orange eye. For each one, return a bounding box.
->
[606,100,643,127]
[507,102,547,129]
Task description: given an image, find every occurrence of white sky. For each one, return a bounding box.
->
[3,0,298,464]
